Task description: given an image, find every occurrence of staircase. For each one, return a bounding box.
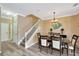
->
[20,20,40,48]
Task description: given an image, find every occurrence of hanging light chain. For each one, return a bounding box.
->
[53,11,55,20]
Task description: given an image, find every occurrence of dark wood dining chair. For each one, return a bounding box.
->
[51,33,62,55]
[60,35,67,54]
[69,35,79,56]
[62,35,79,56]
[39,35,49,53]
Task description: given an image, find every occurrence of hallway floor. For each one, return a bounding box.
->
[1,41,79,56]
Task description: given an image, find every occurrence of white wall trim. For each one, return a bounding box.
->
[43,11,79,20]
[25,41,38,49]
[57,11,79,18]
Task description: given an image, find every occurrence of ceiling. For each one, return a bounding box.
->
[0,3,79,20]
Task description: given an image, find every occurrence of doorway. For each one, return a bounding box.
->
[1,19,13,42]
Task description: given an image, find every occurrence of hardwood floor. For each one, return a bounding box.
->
[0,41,79,56]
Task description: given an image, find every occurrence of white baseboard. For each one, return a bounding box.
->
[25,41,38,49]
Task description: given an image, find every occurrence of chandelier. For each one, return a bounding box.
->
[51,11,62,30]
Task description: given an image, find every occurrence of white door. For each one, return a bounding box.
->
[1,23,9,41]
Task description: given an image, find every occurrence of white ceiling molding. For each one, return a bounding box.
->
[57,11,79,19]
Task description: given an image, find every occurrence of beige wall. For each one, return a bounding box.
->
[39,14,79,40]
[39,20,51,35]
[58,14,79,38]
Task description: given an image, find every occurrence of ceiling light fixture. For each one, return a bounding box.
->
[51,11,58,22]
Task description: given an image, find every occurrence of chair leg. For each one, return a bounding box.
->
[60,51,61,56]
[74,51,75,56]
[46,48,48,53]
[73,49,75,56]
[67,48,68,56]
[51,48,53,54]
[40,46,42,52]
[67,45,68,56]
[62,48,64,54]
[60,49,62,56]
